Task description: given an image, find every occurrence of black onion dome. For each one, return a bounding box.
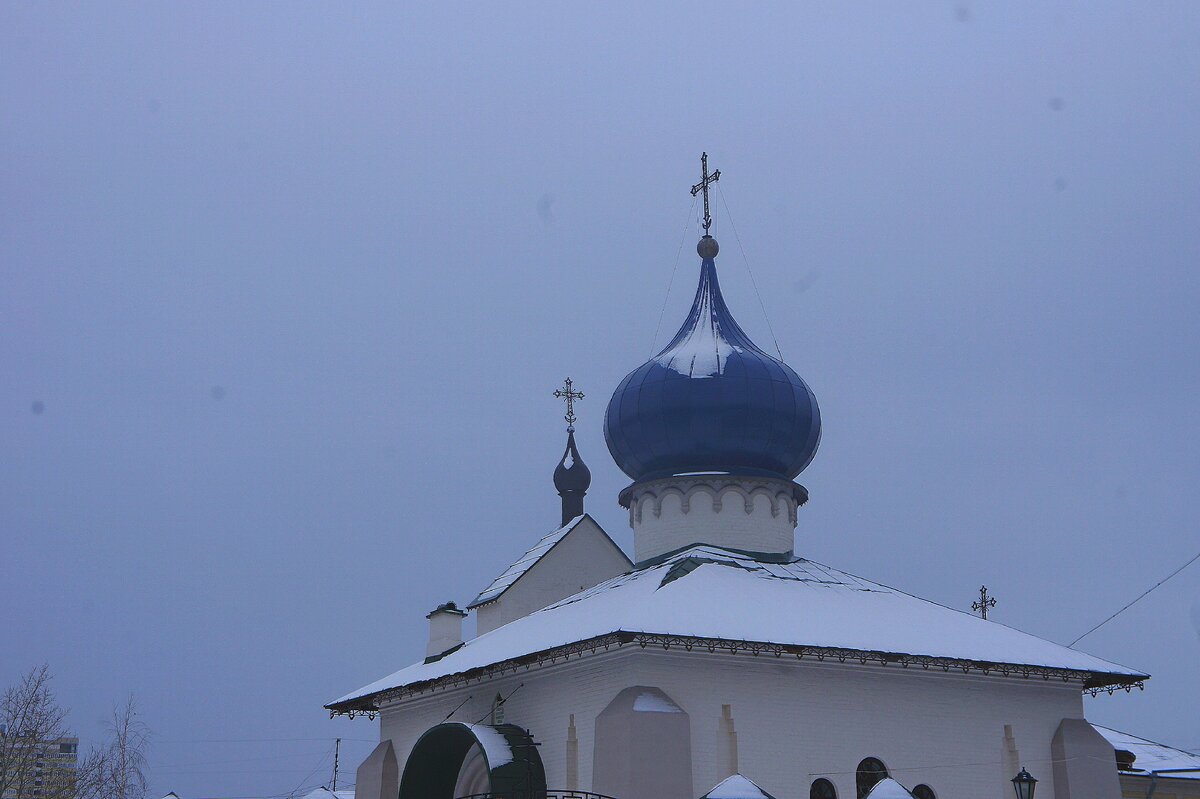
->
[604,244,821,482]
[553,429,591,495]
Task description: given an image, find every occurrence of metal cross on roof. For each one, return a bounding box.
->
[553,378,584,431]
[690,151,721,235]
[972,585,997,619]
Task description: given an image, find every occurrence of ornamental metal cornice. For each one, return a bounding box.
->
[325,631,1146,717]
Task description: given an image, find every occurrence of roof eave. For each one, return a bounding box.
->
[325,630,1148,716]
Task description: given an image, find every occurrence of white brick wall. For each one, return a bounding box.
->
[375,646,1093,799]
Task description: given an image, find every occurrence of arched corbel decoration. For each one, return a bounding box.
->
[398,722,546,799]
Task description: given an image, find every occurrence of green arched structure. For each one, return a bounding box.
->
[398,722,546,799]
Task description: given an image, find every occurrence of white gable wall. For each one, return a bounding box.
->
[474,517,630,635]
[375,646,1098,799]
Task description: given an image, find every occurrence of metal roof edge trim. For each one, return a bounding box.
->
[325,630,1148,716]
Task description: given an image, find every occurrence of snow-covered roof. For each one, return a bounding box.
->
[865,778,915,798]
[1093,724,1200,779]
[700,773,778,799]
[329,546,1146,711]
[467,516,587,608]
[298,789,354,799]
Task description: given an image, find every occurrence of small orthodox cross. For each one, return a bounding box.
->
[972,585,997,619]
[553,378,584,431]
[690,151,721,235]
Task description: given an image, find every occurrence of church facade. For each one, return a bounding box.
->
[328,163,1148,799]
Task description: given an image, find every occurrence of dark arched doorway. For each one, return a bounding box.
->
[398,722,546,799]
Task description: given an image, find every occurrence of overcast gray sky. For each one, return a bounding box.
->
[3,2,1199,797]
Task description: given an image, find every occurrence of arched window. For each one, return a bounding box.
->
[810,778,838,799]
[912,786,936,799]
[856,758,889,799]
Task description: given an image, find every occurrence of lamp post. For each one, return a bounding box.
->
[1012,768,1037,799]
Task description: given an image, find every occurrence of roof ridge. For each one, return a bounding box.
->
[467,515,592,609]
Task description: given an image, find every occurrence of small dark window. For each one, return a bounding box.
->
[811,778,838,799]
[856,758,889,799]
[912,786,936,799]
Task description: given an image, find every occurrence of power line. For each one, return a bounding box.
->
[651,195,699,357]
[153,750,334,769]
[442,694,473,722]
[285,744,335,799]
[190,783,355,799]
[155,738,377,744]
[715,183,784,361]
[808,751,1133,778]
[472,683,524,726]
[1070,548,1200,647]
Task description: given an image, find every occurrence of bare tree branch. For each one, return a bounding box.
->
[94,698,148,799]
[2,667,149,799]
[1,665,71,799]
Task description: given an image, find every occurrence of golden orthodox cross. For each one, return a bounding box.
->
[690,151,721,235]
[972,585,997,619]
[553,378,584,431]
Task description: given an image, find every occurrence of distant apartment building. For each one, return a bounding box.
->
[0,728,79,799]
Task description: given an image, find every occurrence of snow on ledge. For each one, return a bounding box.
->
[463,723,513,768]
[701,773,778,799]
[632,690,682,713]
[865,778,916,798]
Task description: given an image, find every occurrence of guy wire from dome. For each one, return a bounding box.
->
[716,179,784,361]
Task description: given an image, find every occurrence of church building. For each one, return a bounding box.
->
[328,158,1149,799]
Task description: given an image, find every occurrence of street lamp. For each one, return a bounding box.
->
[1011,768,1037,799]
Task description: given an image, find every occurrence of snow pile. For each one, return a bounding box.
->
[700,773,777,799]
[632,690,682,713]
[864,778,916,798]
[463,723,513,768]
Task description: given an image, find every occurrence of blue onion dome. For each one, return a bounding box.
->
[604,236,821,482]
